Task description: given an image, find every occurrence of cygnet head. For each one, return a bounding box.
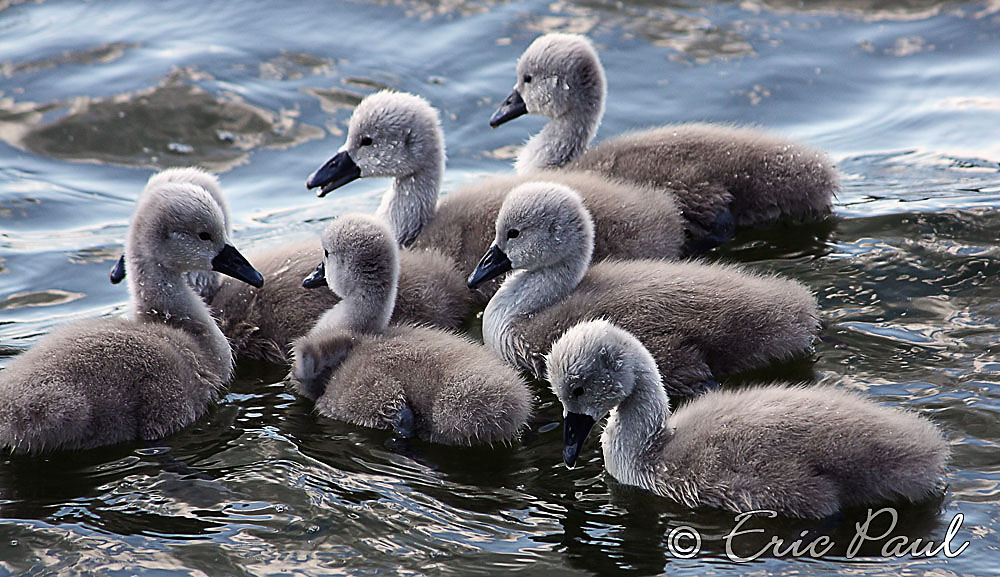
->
[110,167,231,284]
[306,90,445,197]
[467,181,594,289]
[126,179,262,288]
[146,166,230,228]
[546,319,660,467]
[302,213,400,333]
[490,33,606,128]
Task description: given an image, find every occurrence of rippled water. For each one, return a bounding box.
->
[1,0,999,575]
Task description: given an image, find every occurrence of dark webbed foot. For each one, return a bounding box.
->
[392,402,416,438]
[685,206,735,254]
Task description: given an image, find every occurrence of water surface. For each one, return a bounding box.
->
[1,0,999,575]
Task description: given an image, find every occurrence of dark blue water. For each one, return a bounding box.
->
[1,0,999,575]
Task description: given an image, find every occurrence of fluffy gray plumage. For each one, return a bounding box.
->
[547,320,950,519]
[0,173,257,453]
[419,171,685,302]
[289,214,531,446]
[146,167,232,301]
[307,90,685,302]
[112,172,470,365]
[211,237,471,364]
[111,167,232,301]
[477,182,819,396]
[495,33,838,244]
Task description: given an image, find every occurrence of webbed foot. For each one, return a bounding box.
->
[392,402,416,438]
[685,206,735,254]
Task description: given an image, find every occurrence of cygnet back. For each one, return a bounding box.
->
[490,33,838,247]
[470,181,819,395]
[289,214,532,446]
[547,320,949,519]
[305,90,685,302]
[0,173,262,453]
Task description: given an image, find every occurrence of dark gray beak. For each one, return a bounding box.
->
[212,244,264,288]
[109,254,126,284]
[467,245,512,289]
[306,151,362,198]
[563,412,596,468]
[302,261,327,289]
[489,88,528,128]
[110,248,261,288]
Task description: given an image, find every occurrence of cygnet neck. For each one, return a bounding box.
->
[375,153,443,248]
[514,111,600,173]
[126,252,233,379]
[313,270,397,337]
[483,241,591,357]
[601,364,674,485]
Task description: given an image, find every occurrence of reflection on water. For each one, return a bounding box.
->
[1,68,323,171]
[0,41,138,79]
[258,51,338,82]
[553,0,756,62]
[358,0,498,19]
[759,0,1000,19]
[0,0,999,575]
[0,289,85,311]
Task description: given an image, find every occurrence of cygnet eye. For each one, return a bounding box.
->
[359,136,373,147]
[507,228,520,239]
[324,249,330,258]
[522,73,533,84]
[198,232,212,241]
[572,386,584,398]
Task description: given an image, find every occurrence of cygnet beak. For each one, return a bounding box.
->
[562,412,596,468]
[109,254,126,284]
[306,151,362,198]
[212,244,264,288]
[302,261,327,289]
[467,245,512,289]
[489,88,528,128]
